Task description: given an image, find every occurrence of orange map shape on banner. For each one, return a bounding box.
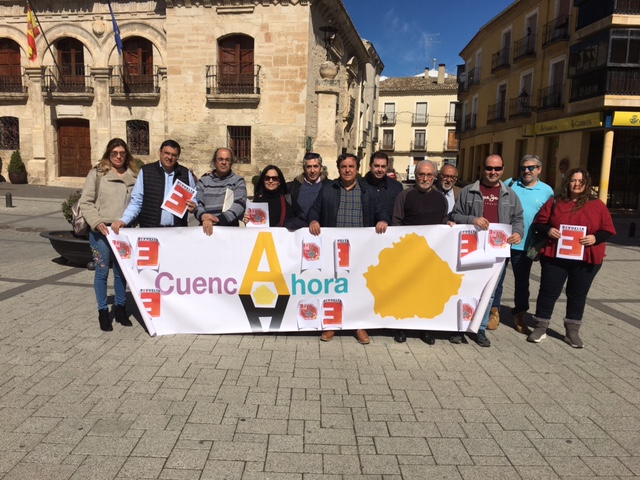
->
[363,233,463,319]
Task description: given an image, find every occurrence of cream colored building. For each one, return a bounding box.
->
[458,0,640,209]
[376,65,458,180]
[0,0,383,189]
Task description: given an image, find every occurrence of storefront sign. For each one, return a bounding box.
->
[612,112,640,127]
[534,112,602,136]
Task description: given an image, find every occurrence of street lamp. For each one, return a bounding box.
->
[518,88,530,115]
[319,25,338,60]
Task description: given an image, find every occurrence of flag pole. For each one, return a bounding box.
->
[27,0,62,75]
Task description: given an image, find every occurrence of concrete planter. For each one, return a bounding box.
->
[40,230,94,269]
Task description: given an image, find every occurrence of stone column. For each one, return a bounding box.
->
[24,67,46,184]
[91,67,112,150]
[599,128,614,204]
[314,61,340,178]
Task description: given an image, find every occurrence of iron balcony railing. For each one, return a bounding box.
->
[487,102,506,123]
[508,96,533,118]
[410,140,427,151]
[464,113,477,130]
[570,68,640,102]
[380,112,397,125]
[513,34,537,61]
[491,47,511,72]
[445,113,457,124]
[412,113,429,125]
[0,73,27,93]
[380,140,395,151]
[42,65,93,94]
[542,15,570,47]
[576,0,640,30]
[206,65,261,95]
[110,65,160,94]
[538,84,564,110]
[444,139,459,151]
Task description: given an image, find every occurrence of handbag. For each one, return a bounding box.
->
[526,199,556,261]
[72,169,101,237]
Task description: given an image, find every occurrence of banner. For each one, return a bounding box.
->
[107,225,506,336]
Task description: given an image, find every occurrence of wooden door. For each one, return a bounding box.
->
[57,38,85,92]
[0,39,22,91]
[123,38,153,93]
[57,119,91,177]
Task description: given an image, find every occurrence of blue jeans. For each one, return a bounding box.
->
[90,231,126,310]
[481,262,507,331]
[535,256,601,321]
[510,249,533,314]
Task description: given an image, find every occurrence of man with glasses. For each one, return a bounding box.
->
[392,159,449,344]
[364,151,403,219]
[504,155,554,334]
[451,154,524,347]
[308,153,389,345]
[193,147,247,234]
[112,139,197,232]
[285,152,331,229]
[436,164,461,214]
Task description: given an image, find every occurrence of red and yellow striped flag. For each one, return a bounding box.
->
[27,5,40,61]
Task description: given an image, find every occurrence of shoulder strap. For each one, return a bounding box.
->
[508,178,515,187]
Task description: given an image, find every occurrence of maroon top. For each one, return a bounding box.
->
[535,197,616,264]
[479,183,500,224]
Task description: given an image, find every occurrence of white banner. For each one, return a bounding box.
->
[107,225,506,336]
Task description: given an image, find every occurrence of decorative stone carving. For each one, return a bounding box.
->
[92,18,107,37]
[319,60,338,80]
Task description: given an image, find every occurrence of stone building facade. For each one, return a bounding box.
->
[0,0,383,189]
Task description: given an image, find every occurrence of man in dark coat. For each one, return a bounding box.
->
[364,151,403,220]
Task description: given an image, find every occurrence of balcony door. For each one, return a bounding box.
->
[57,38,85,92]
[0,39,21,91]
[123,37,154,93]
[219,35,254,94]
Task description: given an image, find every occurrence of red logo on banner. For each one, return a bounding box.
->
[322,299,343,326]
[302,242,320,261]
[248,208,267,224]
[112,240,132,259]
[140,289,161,317]
[462,303,475,321]
[336,240,350,268]
[488,229,508,248]
[137,238,160,268]
[460,232,478,257]
[299,303,318,320]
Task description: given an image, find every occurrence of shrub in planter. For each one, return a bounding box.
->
[8,150,28,184]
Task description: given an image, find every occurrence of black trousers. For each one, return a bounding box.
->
[535,256,601,322]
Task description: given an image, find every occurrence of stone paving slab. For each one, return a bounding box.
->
[1,191,640,478]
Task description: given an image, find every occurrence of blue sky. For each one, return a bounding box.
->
[341,0,514,78]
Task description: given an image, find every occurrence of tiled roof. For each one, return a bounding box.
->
[380,76,458,93]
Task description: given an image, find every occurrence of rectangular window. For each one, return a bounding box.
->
[383,103,396,124]
[0,116,19,150]
[382,129,394,150]
[228,126,251,163]
[126,120,150,156]
[413,130,426,150]
[414,102,428,124]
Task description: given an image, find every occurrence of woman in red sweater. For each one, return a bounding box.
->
[528,168,616,348]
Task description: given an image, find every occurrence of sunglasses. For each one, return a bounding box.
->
[520,165,540,172]
[264,175,280,182]
[439,174,458,180]
[485,166,504,172]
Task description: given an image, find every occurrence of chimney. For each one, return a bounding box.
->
[424,67,429,78]
[438,64,446,84]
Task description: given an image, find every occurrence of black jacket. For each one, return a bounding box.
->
[139,161,190,228]
[364,172,404,220]
[307,178,390,227]
[285,173,332,229]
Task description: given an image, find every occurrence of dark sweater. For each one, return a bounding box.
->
[392,186,448,226]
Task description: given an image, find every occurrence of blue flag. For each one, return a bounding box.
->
[108,1,123,55]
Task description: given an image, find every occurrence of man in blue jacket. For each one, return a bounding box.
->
[308,153,389,345]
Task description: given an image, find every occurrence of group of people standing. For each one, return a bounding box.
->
[80,138,615,349]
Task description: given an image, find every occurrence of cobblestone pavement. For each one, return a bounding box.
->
[1,185,640,479]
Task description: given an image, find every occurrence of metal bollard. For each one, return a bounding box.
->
[629,222,636,238]
[5,192,12,208]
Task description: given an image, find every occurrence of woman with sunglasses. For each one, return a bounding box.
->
[527,168,616,348]
[245,165,292,227]
[79,138,139,331]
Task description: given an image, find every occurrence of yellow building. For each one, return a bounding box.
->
[457,0,640,209]
[377,65,459,180]
[0,0,382,188]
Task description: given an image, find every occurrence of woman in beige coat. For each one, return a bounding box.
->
[79,138,139,331]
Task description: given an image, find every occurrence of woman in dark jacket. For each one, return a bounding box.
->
[244,165,292,227]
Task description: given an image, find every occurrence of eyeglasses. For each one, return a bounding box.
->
[264,175,280,182]
[485,166,504,172]
[520,165,540,172]
[439,174,458,180]
[417,173,435,179]
[110,151,126,158]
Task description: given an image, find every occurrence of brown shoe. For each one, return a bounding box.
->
[513,311,532,335]
[487,307,500,330]
[320,330,335,342]
[355,329,370,344]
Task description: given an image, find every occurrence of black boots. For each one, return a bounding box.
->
[98,309,112,332]
[115,305,132,327]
